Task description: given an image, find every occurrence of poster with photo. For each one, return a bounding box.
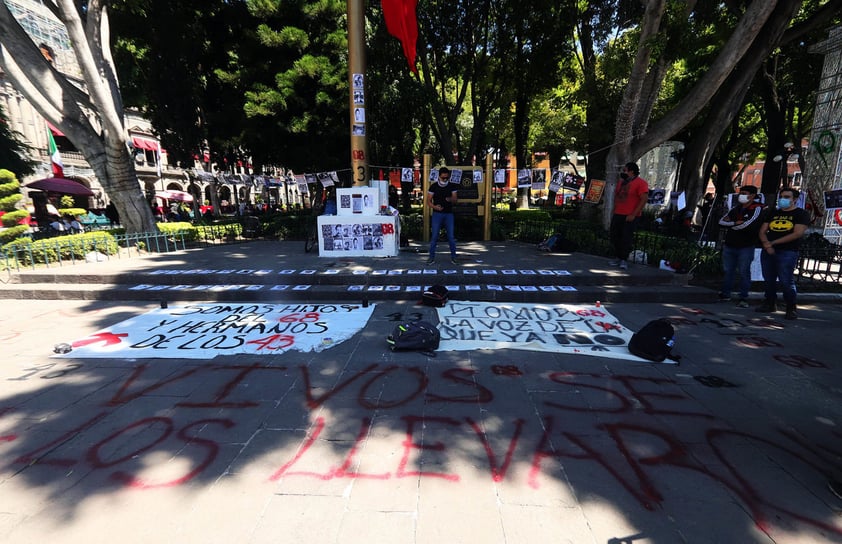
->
[353,89,365,104]
[583,179,606,203]
[549,170,563,192]
[430,169,439,181]
[317,172,334,187]
[670,191,687,211]
[473,170,483,183]
[336,187,379,216]
[517,169,531,188]
[450,169,463,184]
[352,73,364,89]
[401,168,414,182]
[494,169,506,185]
[824,188,842,210]
[531,168,547,190]
[562,174,583,191]
[648,188,666,206]
[317,216,398,257]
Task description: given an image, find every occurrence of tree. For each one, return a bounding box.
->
[600,0,801,229]
[0,104,35,177]
[0,0,156,233]
[0,168,31,244]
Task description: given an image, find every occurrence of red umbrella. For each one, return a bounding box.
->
[25,177,95,196]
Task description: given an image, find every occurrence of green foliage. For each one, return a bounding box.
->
[0,225,30,244]
[157,222,200,242]
[2,232,119,266]
[57,207,87,218]
[0,168,30,246]
[0,192,23,211]
[1,209,28,228]
[0,107,36,177]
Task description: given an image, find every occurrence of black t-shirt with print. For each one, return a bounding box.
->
[762,207,810,251]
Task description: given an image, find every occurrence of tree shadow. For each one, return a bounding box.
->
[1,299,841,542]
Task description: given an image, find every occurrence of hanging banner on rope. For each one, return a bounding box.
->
[57,303,375,359]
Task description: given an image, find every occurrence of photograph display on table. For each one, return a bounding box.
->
[321,222,385,252]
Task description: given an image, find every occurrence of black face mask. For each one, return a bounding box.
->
[620,172,629,180]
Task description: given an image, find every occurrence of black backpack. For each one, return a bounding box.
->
[628,319,680,363]
[386,320,440,356]
[421,284,449,307]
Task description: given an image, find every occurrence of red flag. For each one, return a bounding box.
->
[381,0,418,73]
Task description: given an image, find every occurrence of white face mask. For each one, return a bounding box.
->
[738,194,751,204]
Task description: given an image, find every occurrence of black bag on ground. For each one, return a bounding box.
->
[628,319,679,362]
[421,284,449,307]
[386,320,440,355]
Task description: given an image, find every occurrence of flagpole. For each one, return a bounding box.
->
[347,0,369,187]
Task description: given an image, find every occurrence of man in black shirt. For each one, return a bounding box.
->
[717,185,765,307]
[426,167,458,265]
[756,187,810,319]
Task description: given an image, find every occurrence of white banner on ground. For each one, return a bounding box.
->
[436,301,651,362]
[57,303,374,359]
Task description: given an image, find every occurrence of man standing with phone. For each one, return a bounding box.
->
[609,162,648,270]
[426,167,458,265]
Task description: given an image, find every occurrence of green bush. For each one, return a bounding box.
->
[2,231,119,266]
[158,221,200,242]
[57,207,87,218]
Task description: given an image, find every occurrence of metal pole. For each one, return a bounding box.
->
[348,0,369,187]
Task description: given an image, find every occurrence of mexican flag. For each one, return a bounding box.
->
[48,129,64,177]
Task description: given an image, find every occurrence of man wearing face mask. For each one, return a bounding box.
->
[426,167,459,265]
[717,185,765,307]
[756,187,810,319]
[609,162,649,271]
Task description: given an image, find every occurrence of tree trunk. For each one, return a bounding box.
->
[676,0,801,209]
[0,1,158,234]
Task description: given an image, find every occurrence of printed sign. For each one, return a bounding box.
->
[583,180,606,203]
[436,301,650,362]
[58,303,375,359]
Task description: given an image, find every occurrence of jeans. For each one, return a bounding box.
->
[720,245,755,299]
[760,249,798,305]
[609,214,638,260]
[429,211,456,259]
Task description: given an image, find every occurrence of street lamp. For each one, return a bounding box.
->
[772,142,797,188]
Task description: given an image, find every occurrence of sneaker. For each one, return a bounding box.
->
[785,304,798,320]
[755,300,776,313]
[718,293,732,302]
[736,299,750,308]
[618,260,628,270]
[608,259,621,266]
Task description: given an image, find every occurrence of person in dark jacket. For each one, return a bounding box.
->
[717,185,765,307]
